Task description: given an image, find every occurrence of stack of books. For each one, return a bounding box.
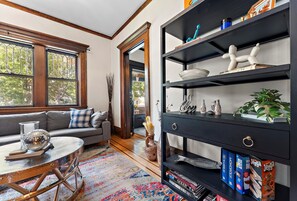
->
[166,170,210,200]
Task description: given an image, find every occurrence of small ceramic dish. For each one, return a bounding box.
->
[179,68,210,80]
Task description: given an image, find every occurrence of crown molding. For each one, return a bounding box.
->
[111,0,152,39]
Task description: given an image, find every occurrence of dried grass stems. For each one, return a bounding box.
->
[106,73,114,131]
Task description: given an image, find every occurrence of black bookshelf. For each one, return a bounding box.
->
[160,0,295,200]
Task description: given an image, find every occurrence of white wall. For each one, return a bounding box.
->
[110,0,290,186]
[0,4,111,112]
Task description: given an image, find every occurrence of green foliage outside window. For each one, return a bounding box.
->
[47,51,78,105]
[0,40,33,106]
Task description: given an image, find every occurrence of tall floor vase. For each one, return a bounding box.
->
[106,74,114,133]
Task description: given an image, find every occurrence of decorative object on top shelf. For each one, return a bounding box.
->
[179,68,209,80]
[184,0,200,9]
[106,73,114,133]
[242,0,276,21]
[172,154,221,170]
[186,24,201,43]
[200,99,207,114]
[221,18,232,30]
[214,99,222,116]
[180,95,197,113]
[24,129,51,151]
[234,89,290,123]
[143,116,157,161]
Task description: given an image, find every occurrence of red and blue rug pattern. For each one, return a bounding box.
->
[76,146,182,200]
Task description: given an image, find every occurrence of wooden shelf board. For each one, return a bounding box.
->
[163,112,290,131]
[163,4,289,64]
[163,64,290,89]
[163,153,290,201]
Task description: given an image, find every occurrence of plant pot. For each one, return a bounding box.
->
[241,113,287,123]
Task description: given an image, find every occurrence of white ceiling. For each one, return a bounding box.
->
[9,0,146,37]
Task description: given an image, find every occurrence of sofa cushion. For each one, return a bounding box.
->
[47,111,71,131]
[49,128,102,138]
[0,112,47,136]
[91,111,108,128]
[0,134,20,146]
[69,108,93,128]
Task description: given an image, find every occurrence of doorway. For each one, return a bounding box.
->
[117,22,151,139]
[130,46,146,136]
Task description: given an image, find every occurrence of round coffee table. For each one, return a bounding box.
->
[0,136,84,201]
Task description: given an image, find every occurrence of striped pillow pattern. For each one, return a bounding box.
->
[69,108,93,128]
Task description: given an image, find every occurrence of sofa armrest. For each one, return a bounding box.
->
[102,120,111,141]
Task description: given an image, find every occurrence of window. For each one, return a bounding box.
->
[0,22,89,114]
[47,50,78,106]
[0,39,34,106]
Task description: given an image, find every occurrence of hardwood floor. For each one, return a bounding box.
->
[110,134,161,180]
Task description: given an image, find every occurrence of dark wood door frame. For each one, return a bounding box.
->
[117,22,151,139]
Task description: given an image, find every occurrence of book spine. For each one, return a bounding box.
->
[167,171,197,190]
[221,149,229,184]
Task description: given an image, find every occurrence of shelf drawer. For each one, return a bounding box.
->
[163,116,289,160]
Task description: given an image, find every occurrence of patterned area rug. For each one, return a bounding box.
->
[0,146,182,201]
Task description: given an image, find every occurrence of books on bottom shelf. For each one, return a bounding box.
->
[167,170,210,200]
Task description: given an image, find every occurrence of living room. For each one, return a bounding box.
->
[0,0,295,200]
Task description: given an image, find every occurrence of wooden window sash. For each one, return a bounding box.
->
[0,22,89,114]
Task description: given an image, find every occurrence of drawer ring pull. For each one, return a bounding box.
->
[172,123,178,131]
[243,136,254,148]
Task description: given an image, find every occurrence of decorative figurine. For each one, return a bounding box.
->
[222,43,260,72]
[200,99,207,114]
[214,99,222,116]
[207,100,216,115]
[186,24,201,43]
[179,95,197,113]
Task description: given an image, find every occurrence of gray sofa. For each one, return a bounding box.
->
[0,111,111,146]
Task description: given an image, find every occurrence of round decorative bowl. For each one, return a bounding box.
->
[24,129,51,151]
[179,68,210,80]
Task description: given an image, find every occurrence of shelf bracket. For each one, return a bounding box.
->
[206,42,225,54]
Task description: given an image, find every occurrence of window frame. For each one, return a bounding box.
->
[46,49,79,106]
[0,22,89,114]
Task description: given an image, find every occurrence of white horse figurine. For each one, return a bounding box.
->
[222,43,260,71]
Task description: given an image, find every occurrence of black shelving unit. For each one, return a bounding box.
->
[160,0,295,200]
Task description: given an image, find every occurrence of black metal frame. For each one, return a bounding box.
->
[0,38,34,107]
[46,49,79,106]
[160,1,294,200]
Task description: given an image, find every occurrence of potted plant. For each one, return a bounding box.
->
[234,89,290,123]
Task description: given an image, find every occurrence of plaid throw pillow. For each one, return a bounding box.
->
[69,108,93,128]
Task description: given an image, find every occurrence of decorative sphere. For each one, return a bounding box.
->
[24,129,51,151]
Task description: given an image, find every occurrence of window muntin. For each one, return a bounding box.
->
[0,39,33,106]
[47,50,78,106]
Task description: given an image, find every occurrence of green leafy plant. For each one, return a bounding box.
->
[234,89,290,123]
